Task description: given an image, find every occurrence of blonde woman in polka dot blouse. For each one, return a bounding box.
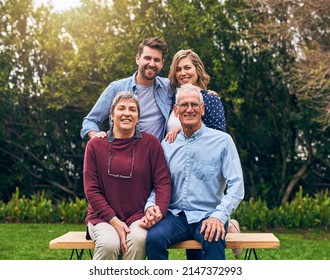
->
[166,49,226,134]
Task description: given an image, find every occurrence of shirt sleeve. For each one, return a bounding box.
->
[210,135,244,223]
[80,83,116,139]
[145,190,156,211]
[202,93,226,132]
[83,140,116,221]
[148,138,171,216]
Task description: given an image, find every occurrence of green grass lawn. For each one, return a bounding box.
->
[0,223,328,260]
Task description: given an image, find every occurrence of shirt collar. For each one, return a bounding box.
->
[133,71,162,89]
[107,125,142,142]
[132,71,138,89]
[182,123,206,140]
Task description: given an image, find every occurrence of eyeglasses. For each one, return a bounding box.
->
[108,139,135,179]
[176,102,203,110]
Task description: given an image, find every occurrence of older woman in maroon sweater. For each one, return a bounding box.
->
[84,91,171,260]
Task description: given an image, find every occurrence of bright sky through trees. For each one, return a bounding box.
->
[34,0,81,11]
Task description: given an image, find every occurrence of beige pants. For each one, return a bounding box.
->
[88,220,147,260]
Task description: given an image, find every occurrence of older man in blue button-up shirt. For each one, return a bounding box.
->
[145,83,245,260]
[80,37,173,141]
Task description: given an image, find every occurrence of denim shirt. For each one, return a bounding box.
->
[80,71,174,141]
[146,124,244,224]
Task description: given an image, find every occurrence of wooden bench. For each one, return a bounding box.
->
[49,231,280,260]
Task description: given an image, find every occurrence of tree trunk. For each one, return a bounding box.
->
[281,139,312,204]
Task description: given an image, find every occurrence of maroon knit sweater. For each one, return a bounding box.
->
[84,132,171,227]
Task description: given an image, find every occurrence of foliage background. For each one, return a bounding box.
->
[0,0,329,207]
[1,186,328,230]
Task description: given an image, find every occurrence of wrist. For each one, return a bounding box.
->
[87,131,98,139]
[108,215,116,224]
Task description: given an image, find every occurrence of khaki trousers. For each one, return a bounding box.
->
[88,220,147,260]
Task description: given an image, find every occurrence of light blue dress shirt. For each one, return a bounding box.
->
[80,71,173,141]
[159,124,244,224]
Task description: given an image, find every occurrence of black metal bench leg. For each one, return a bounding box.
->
[244,249,250,260]
[244,249,258,260]
[70,249,75,260]
[78,249,85,260]
[69,249,85,260]
[252,249,258,260]
[89,249,93,260]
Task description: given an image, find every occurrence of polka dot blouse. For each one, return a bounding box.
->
[201,89,226,132]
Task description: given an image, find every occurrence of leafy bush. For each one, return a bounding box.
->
[2,187,86,223]
[231,187,328,230]
[4,187,54,223]
[56,197,87,224]
[232,197,271,230]
[0,187,328,230]
[272,187,329,229]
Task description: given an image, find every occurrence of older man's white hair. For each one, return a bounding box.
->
[175,84,204,104]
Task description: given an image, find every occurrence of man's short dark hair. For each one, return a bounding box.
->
[138,37,168,58]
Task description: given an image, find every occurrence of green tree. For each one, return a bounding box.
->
[0,0,328,207]
[0,0,85,200]
[240,0,330,203]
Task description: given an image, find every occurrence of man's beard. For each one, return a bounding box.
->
[140,66,158,80]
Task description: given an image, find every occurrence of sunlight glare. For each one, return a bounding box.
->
[34,0,81,11]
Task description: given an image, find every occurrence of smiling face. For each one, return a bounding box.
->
[169,50,210,90]
[136,46,164,86]
[111,99,139,138]
[174,89,205,137]
[175,57,199,86]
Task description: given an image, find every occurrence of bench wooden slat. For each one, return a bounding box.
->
[226,233,280,249]
[49,231,280,250]
[49,231,95,250]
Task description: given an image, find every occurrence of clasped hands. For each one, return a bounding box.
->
[140,208,226,243]
[109,206,162,256]
[139,205,163,229]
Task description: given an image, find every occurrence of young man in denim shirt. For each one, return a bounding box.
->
[81,37,173,141]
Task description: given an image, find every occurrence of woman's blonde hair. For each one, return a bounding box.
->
[168,49,210,91]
